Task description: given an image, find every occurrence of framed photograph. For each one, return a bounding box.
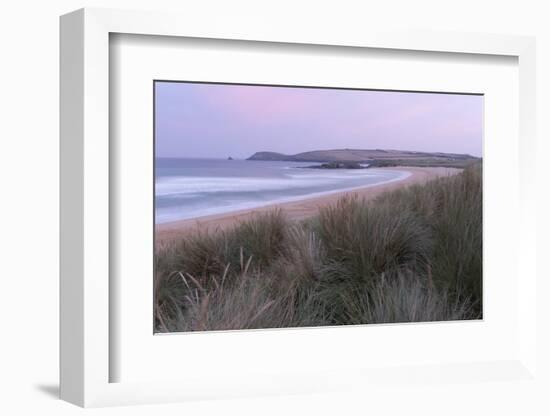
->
[153,80,484,334]
[60,8,538,407]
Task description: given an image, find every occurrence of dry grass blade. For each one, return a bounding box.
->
[185,273,205,292]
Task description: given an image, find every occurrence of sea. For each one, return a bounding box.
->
[155,158,410,224]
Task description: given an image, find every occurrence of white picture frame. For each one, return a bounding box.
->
[60,7,538,407]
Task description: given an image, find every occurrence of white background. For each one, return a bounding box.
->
[0,1,548,415]
[112,34,520,384]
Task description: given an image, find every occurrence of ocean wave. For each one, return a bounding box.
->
[156,175,345,197]
[155,169,398,197]
[155,169,410,223]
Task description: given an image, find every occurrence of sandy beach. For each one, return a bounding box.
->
[156,166,461,243]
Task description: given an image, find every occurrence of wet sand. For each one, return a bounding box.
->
[156,167,460,243]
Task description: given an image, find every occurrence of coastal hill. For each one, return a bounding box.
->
[247,149,480,168]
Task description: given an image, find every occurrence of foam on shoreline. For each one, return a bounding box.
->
[156,169,411,224]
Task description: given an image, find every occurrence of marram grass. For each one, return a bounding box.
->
[154,164,482,332]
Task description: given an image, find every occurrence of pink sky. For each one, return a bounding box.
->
[155,82,483,159]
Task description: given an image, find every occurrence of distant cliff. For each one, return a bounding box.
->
[247,148,477,164]
[246,151,298,161]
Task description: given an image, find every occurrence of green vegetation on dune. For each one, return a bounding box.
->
[155,164,482,332]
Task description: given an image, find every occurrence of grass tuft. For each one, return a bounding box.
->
[155,164,482,332]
